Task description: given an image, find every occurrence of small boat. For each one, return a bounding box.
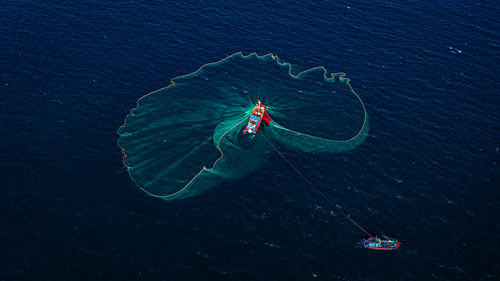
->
[363,236,401,251]
[243,100,271,134]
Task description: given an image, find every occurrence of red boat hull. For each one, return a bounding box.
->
[363,239,401,251]
[243,102,271,134]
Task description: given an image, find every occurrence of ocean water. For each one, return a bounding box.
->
[1,1,499,280]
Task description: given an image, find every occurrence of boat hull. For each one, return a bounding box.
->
[363,239,401,251]
[243,103,267,134]
[363,245,400,251]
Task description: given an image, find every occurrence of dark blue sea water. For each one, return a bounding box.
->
[1,1,499,280]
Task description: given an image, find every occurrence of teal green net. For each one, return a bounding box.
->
[117,53,368,200]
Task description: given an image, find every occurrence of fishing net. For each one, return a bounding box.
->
[117,53,368,200]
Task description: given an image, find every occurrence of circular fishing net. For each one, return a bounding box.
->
[117,53,368,200]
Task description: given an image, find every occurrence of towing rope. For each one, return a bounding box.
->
[262,133,373,237]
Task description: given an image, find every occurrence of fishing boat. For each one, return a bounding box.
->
[363,236,401,251]
[243,100,272,134]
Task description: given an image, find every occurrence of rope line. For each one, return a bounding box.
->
[262,133,372,237]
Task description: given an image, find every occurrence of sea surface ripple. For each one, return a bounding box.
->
[1,1,498,280]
